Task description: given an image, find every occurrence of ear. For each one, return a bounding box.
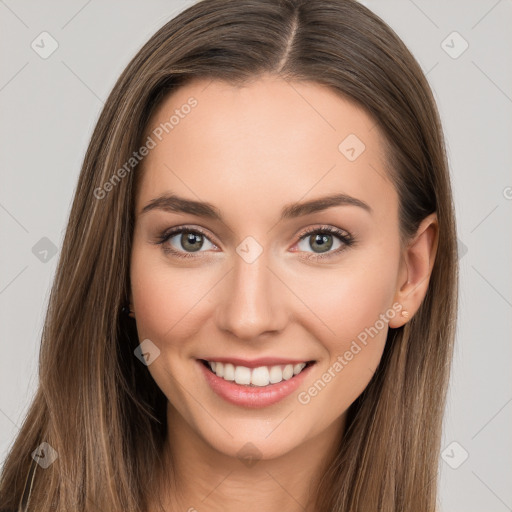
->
[388,212,439,328]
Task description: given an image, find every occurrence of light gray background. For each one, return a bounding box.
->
[1,1,511,510]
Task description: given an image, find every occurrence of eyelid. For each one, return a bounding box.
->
[295,224,351,241]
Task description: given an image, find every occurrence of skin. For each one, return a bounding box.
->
[129,74,438,512]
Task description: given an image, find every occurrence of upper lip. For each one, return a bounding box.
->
[198,357,314,368]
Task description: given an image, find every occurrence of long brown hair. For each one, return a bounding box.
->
[0,1,458,510]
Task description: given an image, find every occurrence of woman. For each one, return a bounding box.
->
[0,0,458,510]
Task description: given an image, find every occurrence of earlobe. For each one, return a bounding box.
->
[389,213,439,328]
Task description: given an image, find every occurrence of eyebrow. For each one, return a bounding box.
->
[140,192,372,220]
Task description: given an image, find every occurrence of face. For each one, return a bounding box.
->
[130,75,407,460]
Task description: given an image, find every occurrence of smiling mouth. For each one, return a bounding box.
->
[199,359,316,387]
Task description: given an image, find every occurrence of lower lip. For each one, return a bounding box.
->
[197,360,315,408]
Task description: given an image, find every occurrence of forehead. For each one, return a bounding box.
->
[135,76,396,225]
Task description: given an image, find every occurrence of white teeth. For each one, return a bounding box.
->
[293,363,306,375]
[282,364,294,380]
[251,366,270,386]
[234,366,251,385]
[206,360,309,387]
[223,363,235,381]
[269,365,283,384]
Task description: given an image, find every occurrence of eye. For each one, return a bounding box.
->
[155,224,355,261]
[156,226,217,259]
[293,225,355,260]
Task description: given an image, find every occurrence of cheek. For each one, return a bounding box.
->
[129,245,215,349]
[294,275,393,419]
[292,253,398,398]
[295,259,397,347]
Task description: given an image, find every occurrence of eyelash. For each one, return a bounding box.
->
[154,224,355,261]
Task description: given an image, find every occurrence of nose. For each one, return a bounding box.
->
[215,252,288,341]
